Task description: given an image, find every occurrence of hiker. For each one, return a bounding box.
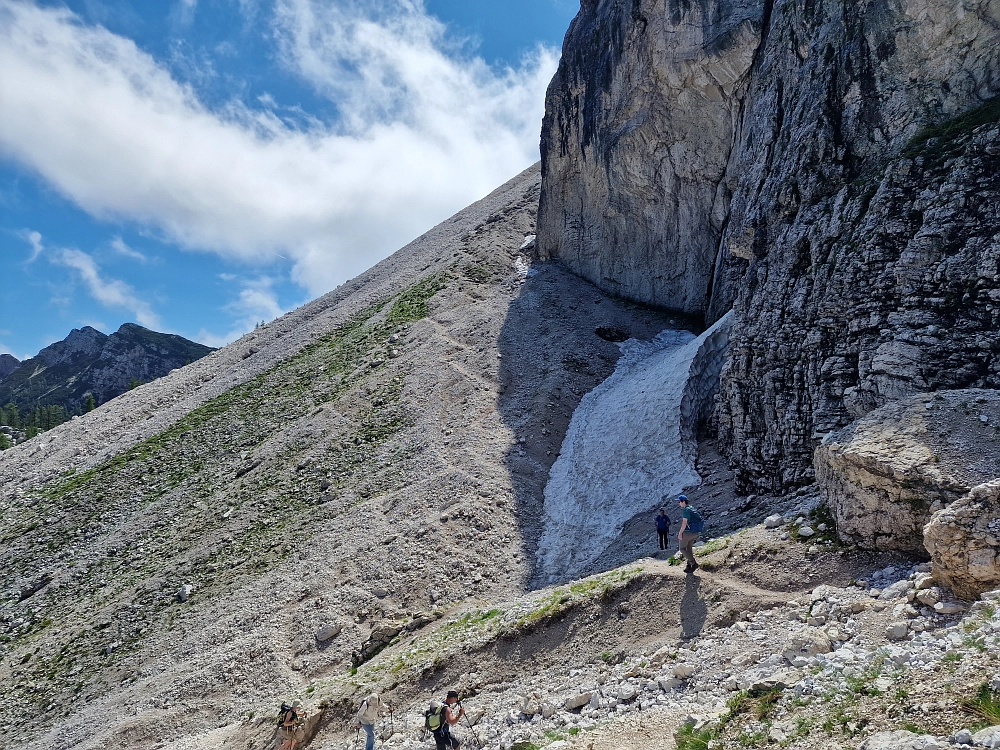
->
[676,495,704,574]
[278,699,306,750]
[426,690,465,750]
[355,692,383,750]
[655,507,672,551]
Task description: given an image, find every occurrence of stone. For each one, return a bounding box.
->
[880,581,914,601]
[783,631,832,665]
[672,663,696,679]
[563,693,592,711]
[750,669,800,695]
[617,683,637,701]
[176,584,194,603]
[818,392,1000,552]
[658,678,683,691]
[765,514,783,529]
[972,727,1000,747]
[886,622,909,641]
[925,480,1000,600]
[798,526,815,539]
[956,730,974,745]
[915,588,941,608]
[860,731,929,750]
[315,623,342,642]
[934,601,966,615]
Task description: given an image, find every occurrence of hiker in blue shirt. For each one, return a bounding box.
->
[655,508,672,551]
[677,495,704,574]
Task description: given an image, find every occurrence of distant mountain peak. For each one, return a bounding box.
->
[0,354,19,379]
[0,324,214,412]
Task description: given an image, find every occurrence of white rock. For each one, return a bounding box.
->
[176,584,194,603]
[315,623,342,642]
[658,677,683,691]
[765,514,783,529]
[886,622,909,640]
[563,692,592,710]
[617,683,638,701]
[934,601,966,615]
[798,526,815,538]
[673,663,696,679]
[972,727,1000,747]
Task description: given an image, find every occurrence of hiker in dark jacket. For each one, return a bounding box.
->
[655,508,672,551]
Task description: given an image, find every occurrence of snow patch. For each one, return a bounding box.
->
[537,313,733,583]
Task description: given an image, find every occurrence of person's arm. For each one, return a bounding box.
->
[447,705,465,725]
[678,516,688,537]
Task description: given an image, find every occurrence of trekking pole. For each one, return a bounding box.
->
[355,726,361,750]
[461,709,483,750]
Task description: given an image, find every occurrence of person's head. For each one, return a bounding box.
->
[658,508,666,515]
[445,690,460,705]
[677,495,689,507]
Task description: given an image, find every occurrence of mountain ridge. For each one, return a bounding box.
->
[0,323,214,414]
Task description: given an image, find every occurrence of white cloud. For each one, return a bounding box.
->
[55,247,161,329]
[110,236,147,262]
[18,228,43,262]
[196,277,287,347]
[0,0,557,297]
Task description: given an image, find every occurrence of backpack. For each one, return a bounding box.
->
[687,507,705,533]
[424,702,447,733]
[277,704,295,727]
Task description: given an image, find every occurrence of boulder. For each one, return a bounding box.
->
[886,622,909,641]
[816,391,1000,552]
[925,480,1000,600]
[563,692,592,711]
[782,631,832,665]
[764,514,783,529]
[972,727,1000,747]
[672,663,696,679]
[860,731,937,750]
[315,623,342,642]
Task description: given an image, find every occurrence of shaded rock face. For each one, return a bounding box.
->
[815,390,1000,553]
[538,0,764,315]
[540,0,1000,492]
[925,479,1000,600]
[0,355,20,379]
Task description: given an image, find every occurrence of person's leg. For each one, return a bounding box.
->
[683,532,700,570]
[449,735,461,750]
[364,723,375,750]
[434,733,447,750]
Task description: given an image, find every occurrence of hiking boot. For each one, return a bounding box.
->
[690,562,700,573]
[683,564,692,573]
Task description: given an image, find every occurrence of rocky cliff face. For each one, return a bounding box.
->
[0,354,19,379]
[0,323,214,411]
[539,0,1000,491]
[538,0,763,316]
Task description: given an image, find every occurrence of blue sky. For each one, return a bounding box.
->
[0,0,577,359]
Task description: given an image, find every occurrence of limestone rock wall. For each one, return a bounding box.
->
[537,0,763,315]
[540,0,1000,492]
[925,480,1000,601]
[815,390,1000,553]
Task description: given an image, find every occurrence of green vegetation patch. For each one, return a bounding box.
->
[903,96,1000,159]
[963,683,1000,728]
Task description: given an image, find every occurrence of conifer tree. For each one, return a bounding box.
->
[0,433,9,451]
[85,393,96,412]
